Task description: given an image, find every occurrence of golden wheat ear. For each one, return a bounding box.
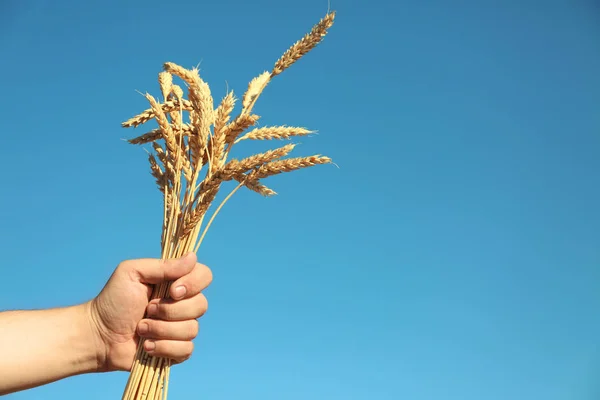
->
[241,11,336,115]
[272,11,336,77]
[210,91,237,172]
[122,98,193,128]
[243,71,270,109]
[236,126,313,142]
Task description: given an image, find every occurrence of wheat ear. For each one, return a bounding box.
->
[241,11,335,115]
[122,99,193,128]
[272,12,336,76]
[236,126,313,143]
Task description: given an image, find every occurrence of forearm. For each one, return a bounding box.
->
[0,302,100,395]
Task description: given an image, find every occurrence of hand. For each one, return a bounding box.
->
[87,252,212,372]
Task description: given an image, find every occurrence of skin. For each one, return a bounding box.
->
[0,252,212,395]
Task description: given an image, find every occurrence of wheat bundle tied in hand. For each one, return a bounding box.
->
[119,10,336,400]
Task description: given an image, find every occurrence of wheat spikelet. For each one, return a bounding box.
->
[171,126,193,181]
[163,63,214,133]
[153,143,177,187]
[181,185,219,236]
[222,143,296,177]
[158,72,173,100]
[242,71,271,111]
[181,208,203,237]
[188,68,214,129]
[129,129,164,145]
[146,94,179,159]
[170,106,183,128]
[200,139,214,166]
[187,120,202,164]
[122,99,193,128]
[171,84,184,100]
[214,92,236,135]
[237,126,312,142]
[195,173,222,196]
[168,85,185,126]
[163,62,199,84]
[176,68,214,165]
[224,114,260,143]
[272,11,336,76]
[235,176,277,196]
[128,124,193,145]
[148,153,166,193]
[176,133,193,182]
[211,91,236,172]
[180,139,190,171]
[248,155,332,180]
[249,181,277,196]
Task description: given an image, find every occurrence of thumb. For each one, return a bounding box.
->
[131,252,197,285]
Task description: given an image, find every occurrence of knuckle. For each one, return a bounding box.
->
[156,343,170,357]
[150,320,169,338]
[160,304,177,321]
[146,320,162,336]
[155,341,171,356]
[117,260,133,273]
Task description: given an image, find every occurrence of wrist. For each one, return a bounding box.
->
[78,301,108,373]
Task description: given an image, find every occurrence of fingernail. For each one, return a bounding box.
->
[145,340,155,351]
[147,304,158,316]
[138,322,149,335]
[174,286,186,299]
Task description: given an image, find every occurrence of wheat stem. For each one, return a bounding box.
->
[195,182,244,253]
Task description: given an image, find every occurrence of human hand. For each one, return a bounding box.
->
[87,252,212,372]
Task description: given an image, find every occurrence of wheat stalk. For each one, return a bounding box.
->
[120,11,336,400]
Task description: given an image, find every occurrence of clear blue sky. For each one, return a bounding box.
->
[1,0,599,399]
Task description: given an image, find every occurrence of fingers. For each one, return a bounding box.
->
[147,293,208,321]
[143,339,194,363]
[169,262,213,300]
[124,252,198,285]
[138,318,198,363]
[119,253,212,301]
[137,318,198,341]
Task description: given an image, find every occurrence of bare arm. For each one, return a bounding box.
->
[0,302,100,395]
[0,253,211,396]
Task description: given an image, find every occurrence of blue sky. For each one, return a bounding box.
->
[1,0,599,399]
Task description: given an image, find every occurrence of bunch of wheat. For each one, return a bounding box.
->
[119,11,336,400]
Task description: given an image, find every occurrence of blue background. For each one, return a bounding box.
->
[1,0,599,399]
